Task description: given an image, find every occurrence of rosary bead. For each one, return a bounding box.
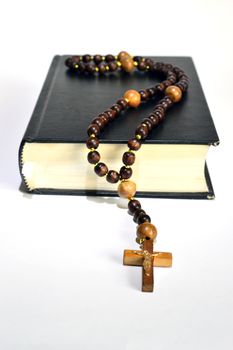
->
[153,110,164,121]
[165,85,182,102]
[139,90,149,101]
[135,124,149,139]
[134,209,146,223]
[146,87,156,98]
[123,90,141,108]
[98,113,109,125]
[83,54,92,63]
[105,109,117,121]
[137,213,151,225]
[75,62,85,73]
[141,118,153,131]
[65,57,73,68]
[94,55,102,64]
[160,99,170,110]
[87,150,100,164]
[164,96,174,109]
[108,61,118,72]
[122,151,135,166]
[85,63,96,74]
[121,57,135,73]
[137,222,157,241]
[86,136,99,149]
[148,114,160,126]
[118,51,130,61]
[128,199,141,214]
[137,61,147,71]
[87,124,100,136]
[119,166,133,180]
[155,83,165,93]
[117,98,128,110]
[94,162,108,176]
[92,117,105,129]
[98,63,107,74]
[118,180,137,199]
[133,56,143,62]
[105,54,115,62]
[128,138,141,151]
[106,170,120,183]
[111,104,122,115]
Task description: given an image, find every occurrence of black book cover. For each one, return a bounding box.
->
[19,55,219,199]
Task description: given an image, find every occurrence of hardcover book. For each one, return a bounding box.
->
[18,55,219,199]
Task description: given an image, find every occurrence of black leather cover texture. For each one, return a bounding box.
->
[18,55,219,198]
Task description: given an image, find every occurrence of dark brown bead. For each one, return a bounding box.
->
[135,124,149,139]
[162,80,172,88]
[111,104,122,115]
[155,104,165,114]
[85,63,96,74]
[87,151,100,164]
[153,110,164,121]
[87,124,100,136]
[160,99,169,110]
[83,54,91,62]
[137,61,147,71]
[98,63,106,74]
[117,99,128,110]
[154,105,165,116]
[119,166,132,180]
[65,57,73,68]
[154,62,164,71]
[128,138,141,151]
[148,114,160,126]
[77,62,86,72]
[137,213,151,225]
[146,87,156,98]
[133,209,145,223]
[92,117,105,130]
[86,136,99,149]
[128,199,141,215]
[104,109,117,121]
[141,118,153,131]
[155,83,165,93]
[106,170,120,183]
[98,113,109,125]
[122,151,135,166]
[108,61,118,72]
[105,54,115,62]
[94,55,102,64]
[133,56,143,62]
[72,55,82,64]
[139,90,149,101]
[164,96,174,109]
[94,162,108,177]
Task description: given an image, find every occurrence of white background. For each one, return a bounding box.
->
[0,1,233,349]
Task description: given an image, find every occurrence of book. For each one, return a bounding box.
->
[18,55,219,199]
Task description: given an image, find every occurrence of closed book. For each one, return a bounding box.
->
[18,55,219,199]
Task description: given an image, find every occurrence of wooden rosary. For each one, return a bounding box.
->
[65,51,189,292]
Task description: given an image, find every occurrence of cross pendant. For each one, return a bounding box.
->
[123,240,172,292]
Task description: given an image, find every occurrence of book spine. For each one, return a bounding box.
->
[18,55,61,192]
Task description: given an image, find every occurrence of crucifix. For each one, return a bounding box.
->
[123,239,172,292]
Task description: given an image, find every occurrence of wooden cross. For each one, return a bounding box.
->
[123,239,172,292]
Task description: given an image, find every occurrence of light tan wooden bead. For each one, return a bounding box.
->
[118,51,131,61]
[165,85,182,102]
[137,222,157,241]
[121,57,135,73]
[118,180,136,199]
[123,89,141,107]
